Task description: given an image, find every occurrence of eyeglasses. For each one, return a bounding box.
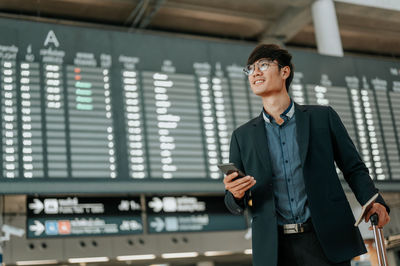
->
[243,59,282,76]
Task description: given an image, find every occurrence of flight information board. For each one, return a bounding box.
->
[0,17,399,194]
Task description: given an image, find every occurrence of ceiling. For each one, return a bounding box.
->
[0,0,400,57]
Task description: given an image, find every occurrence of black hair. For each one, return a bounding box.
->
[247,44,294,92]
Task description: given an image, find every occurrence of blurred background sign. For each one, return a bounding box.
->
[146,195,248,233]
[26,196,143,238]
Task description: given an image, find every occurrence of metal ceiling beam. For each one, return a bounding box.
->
[138,0,165,28]
[300,23,400,39]
[125,0,151,28]
[335,2,400,23]
[161,2,270,22]
[131,0,150,27]
[340,25,400,38]
[124,0,145,25]
[334,0,400,11]
[262,0,315,7]
[259,5,313,44]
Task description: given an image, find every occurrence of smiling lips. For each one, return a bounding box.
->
[254,79,265,85]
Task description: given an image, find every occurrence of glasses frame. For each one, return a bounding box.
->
[243,59,283,76]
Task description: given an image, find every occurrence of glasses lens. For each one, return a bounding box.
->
[243,64,254,75]
[258,60,270,71]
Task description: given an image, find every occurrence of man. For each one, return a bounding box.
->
[223,44,390,266]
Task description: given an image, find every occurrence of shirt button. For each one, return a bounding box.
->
[282,142,286,145]
[285,160,288,163]
[288,179,291,182]
[291,198,294,202]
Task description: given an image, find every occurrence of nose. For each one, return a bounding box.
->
[252,64,263,76]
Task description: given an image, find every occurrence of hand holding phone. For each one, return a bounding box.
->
[219,163,256,200]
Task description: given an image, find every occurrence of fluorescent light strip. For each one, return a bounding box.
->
[244,249,252,255]
[204,251,234,256]
[16,260,58,265]
[68,257,109,263]
[116,254,156,261]
[161,252,199,259]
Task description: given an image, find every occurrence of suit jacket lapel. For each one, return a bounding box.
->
[252,113,273,177]
[295,103,310,167]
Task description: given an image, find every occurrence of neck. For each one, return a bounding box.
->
[262,92,291,123]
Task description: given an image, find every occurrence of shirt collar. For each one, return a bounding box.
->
[262,100,295,124]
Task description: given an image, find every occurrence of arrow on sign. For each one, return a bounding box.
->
[29,221,45,236]
[150,217,164,232]
[28,199,44,214]
[149,197,163,212]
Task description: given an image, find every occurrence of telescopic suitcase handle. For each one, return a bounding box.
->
[370,213,389,266]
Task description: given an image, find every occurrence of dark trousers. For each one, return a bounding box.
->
[277,227,351,266]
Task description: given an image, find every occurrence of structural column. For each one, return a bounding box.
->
[311,0,344,57]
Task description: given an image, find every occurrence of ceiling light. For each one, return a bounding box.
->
[161,252,198,259]
[244,249,252,255]
[16,260,58,265]
[116,254,156,261]
[68,257,109,263]
[204,251,233,256]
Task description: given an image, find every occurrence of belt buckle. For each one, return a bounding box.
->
[283,223,304,234]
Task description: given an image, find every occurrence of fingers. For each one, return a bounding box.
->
[364,203,380,222]
[231,179,256,199]
[223,172,239,184]
[231,177,256,193]
[225,175,254,191]
[239,180,256,195]
[365,203,390,229]
[364,207,374,224]
[377,206,390,228]
[379,215,390,228]
[224,175,256,199]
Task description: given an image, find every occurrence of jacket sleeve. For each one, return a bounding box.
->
[224,130,247,215]
[328,106,389,213]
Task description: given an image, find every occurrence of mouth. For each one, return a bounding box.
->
[254,79,265,85]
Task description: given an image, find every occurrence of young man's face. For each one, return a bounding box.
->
[247,58,288,97]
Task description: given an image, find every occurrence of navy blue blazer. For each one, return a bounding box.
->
[225,103,388,266]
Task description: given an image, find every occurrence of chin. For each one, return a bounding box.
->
[251,87,269,96]
[251,89,263,96]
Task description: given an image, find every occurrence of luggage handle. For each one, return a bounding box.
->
[370,213,389,266]
[370,213,379,226]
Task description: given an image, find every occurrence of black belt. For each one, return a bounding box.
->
[278,219,313,235]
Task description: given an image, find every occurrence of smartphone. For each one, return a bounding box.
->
[217,163,246,180]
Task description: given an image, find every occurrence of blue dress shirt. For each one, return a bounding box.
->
[262,101,311,225]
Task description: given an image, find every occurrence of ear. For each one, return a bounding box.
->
[281,66,290,79]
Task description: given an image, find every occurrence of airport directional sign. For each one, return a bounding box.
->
[145,195,247,233]
[27,196,143,238]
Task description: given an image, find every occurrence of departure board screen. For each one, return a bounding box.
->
[0,17,399,194]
